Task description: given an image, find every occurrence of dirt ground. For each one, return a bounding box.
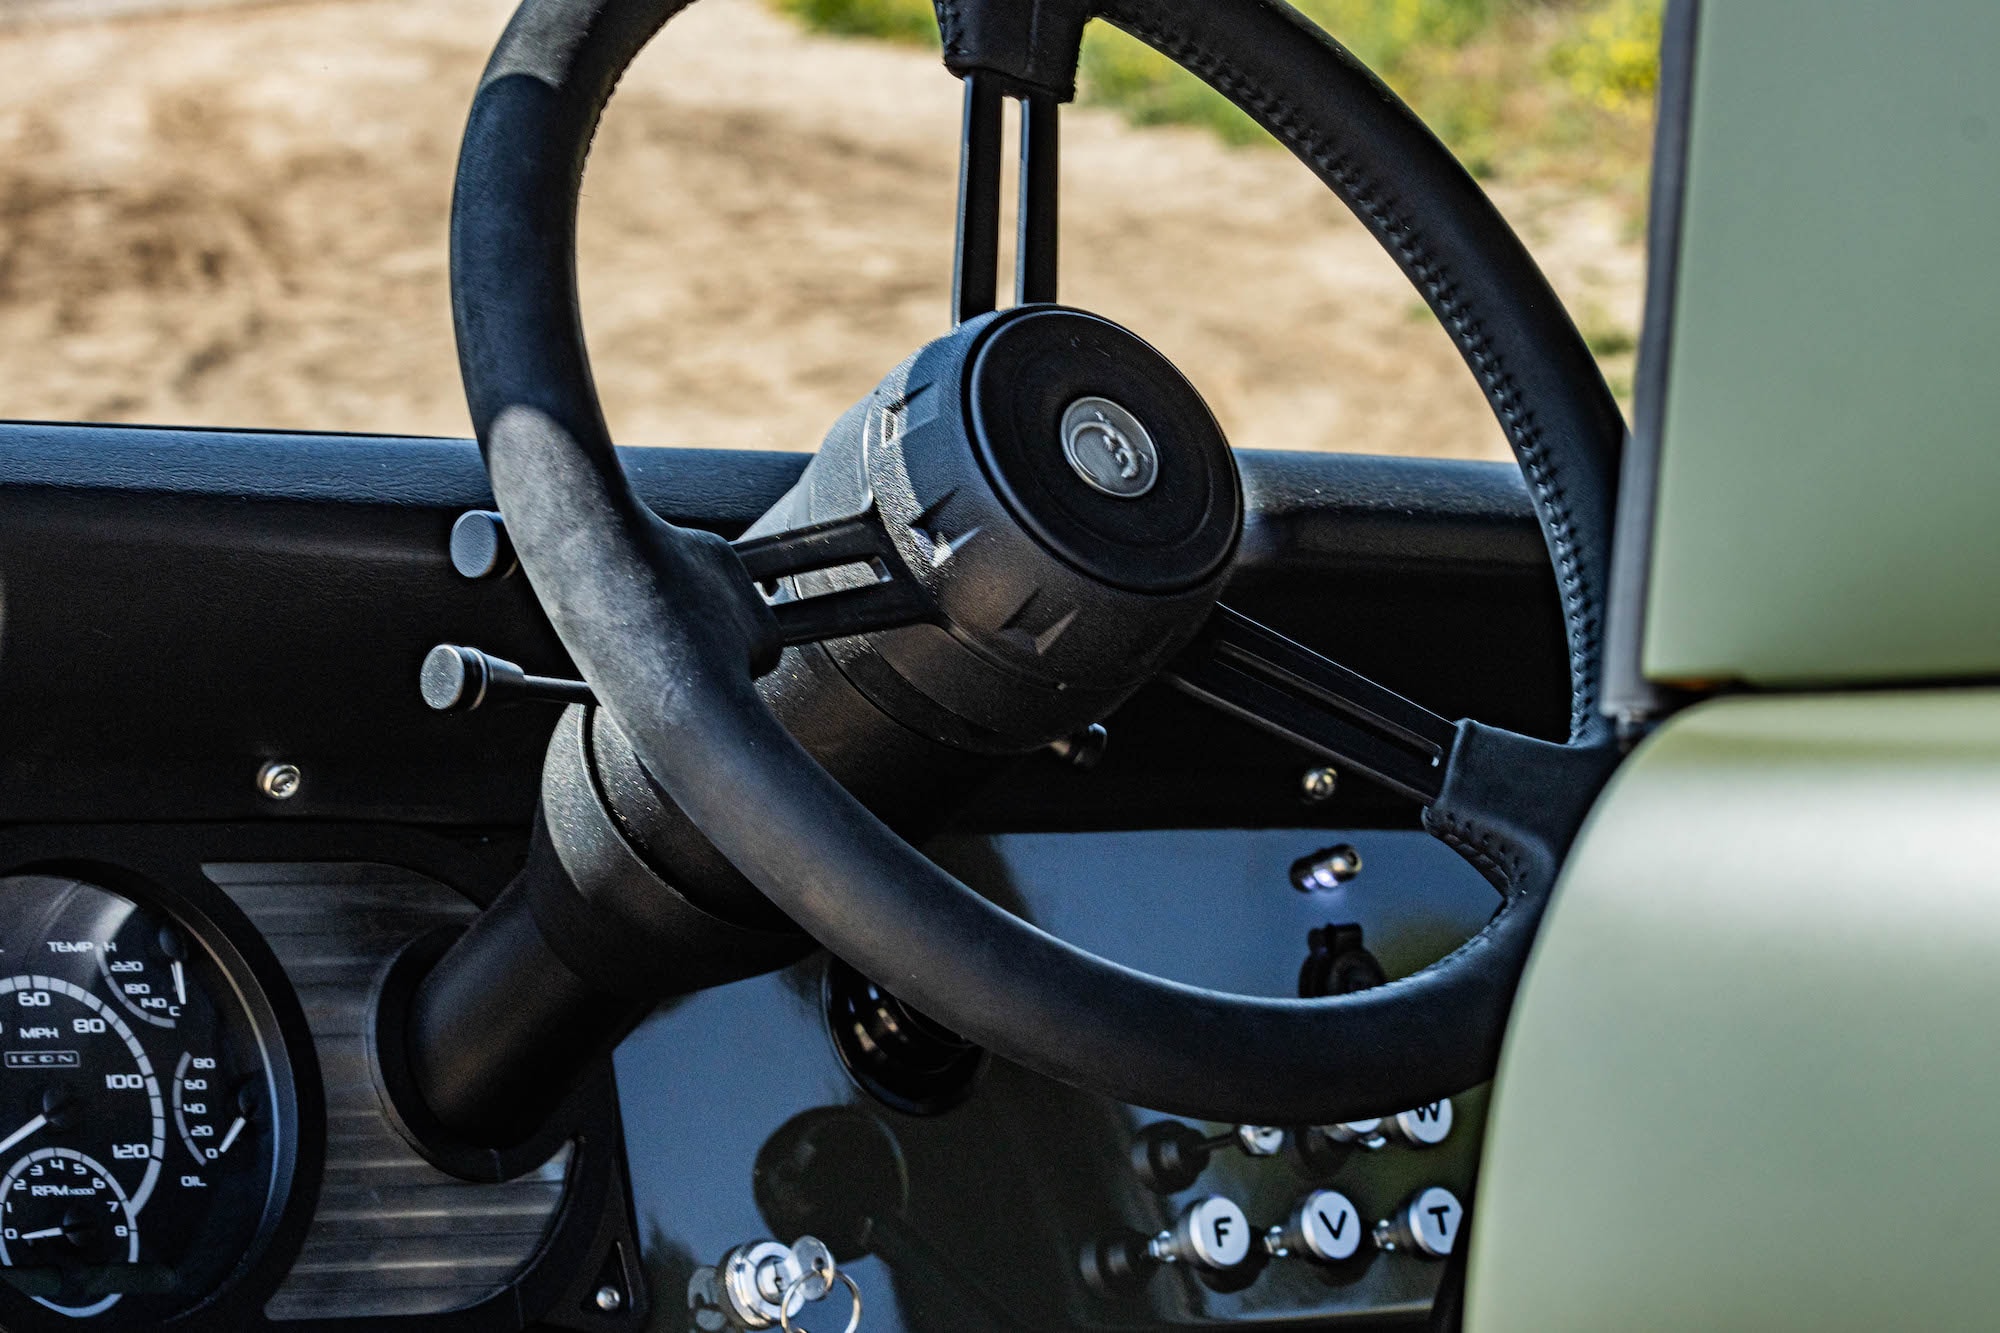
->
[0,0,1643,458]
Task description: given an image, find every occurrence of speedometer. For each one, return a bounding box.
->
[0,975,164,1213]
[0,873,305,1323]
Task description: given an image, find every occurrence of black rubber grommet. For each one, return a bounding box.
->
[823,957,985,1116]
[369,927,590,1183]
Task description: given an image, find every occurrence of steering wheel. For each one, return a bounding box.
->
[450,0,1625,1125]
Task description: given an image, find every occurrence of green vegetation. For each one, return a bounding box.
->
[776,0,940,43]
[769,0,1662,208]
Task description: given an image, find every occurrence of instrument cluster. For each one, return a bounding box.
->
[0,872,309,1325]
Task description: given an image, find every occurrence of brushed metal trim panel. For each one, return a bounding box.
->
[208,862,570,1321]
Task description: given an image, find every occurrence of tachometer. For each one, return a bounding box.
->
[0,1149,140,1319]
[0,873,301,1323]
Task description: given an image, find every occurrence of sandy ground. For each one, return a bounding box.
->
[0,0,1642,458]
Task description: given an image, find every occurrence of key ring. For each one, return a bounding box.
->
[779,1269,862,1333]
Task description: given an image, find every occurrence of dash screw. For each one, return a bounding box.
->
[256,761,302,801]
[1300,766,1339,803]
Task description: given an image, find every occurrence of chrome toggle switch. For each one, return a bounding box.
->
[1234,1125,1286,1157]
[1265,1189,1364,1264]
[1320,1117,1388,1150]
[1150,1195,1255,1271]
[1373,1186,1464,1260]
[1081,1195,1266,1296]
[1130,1120,1289,1191]
[1381,1097,1454,1148]
[1297,1117,1389,1172]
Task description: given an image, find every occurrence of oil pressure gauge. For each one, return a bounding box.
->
[0,872,307,1323]
[172,1051,264,1168]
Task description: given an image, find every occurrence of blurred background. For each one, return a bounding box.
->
[0,0,1658,458]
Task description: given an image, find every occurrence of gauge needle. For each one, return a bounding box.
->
[172,960,187,1005]
[216,1116,247,1156]
[16,1227,65,1242]
[0,1114,48,1158]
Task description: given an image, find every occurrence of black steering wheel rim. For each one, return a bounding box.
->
[451,0,1625,1124]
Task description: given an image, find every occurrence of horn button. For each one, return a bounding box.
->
[970,307,1239,594]
[752,305,1242,752]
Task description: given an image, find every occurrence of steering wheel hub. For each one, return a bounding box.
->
[968,307,1238,593]
[743,304,1242,752]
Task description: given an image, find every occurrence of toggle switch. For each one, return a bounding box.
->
[1265,1189,1364,1264]
[1296,1118,1387,1173]
[1130,1121,1288,1192]
[1290,843,1362,892]
[1373,1186,1464,1260]
[1081,1195,1263,1296]
[1151,1195,1254,1271]
[1380,1098,1453,1148]
[1234,1125,1286,1157]
[1321,1117,1386,1147]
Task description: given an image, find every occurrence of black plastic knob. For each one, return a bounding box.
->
[420,645,594,713]
[449,510,517,579]
[1131,1120,1215,1194]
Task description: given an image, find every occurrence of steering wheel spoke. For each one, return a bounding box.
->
[1015,93,1059,305]
[1165,606,1458,804]
[953,75,1060,324]
[731,509,934,650]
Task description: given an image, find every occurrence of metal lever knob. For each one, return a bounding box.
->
[1319,1117,1389,1149]
[419,644,595,713]
[1150,1195,1254,1271]
[1080,1195,1262,1296]
[1373,1186,1464,1260]
[1380,1098,1454,1148]
[1265,1189,1365,1264]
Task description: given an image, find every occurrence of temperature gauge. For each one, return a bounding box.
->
[95,918,191,1031]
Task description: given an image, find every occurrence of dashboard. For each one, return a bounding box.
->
[0,825,1492,1331]
[640,826,1495,1332]
[0,827,630,1332]
[0,424,1570,1331]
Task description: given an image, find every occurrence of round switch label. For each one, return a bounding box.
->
[1405,1186,1463,1258]
[1392,1099,1454,1147]
[1184,1196,1252,1269]
[1297,1190,1363,1262]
